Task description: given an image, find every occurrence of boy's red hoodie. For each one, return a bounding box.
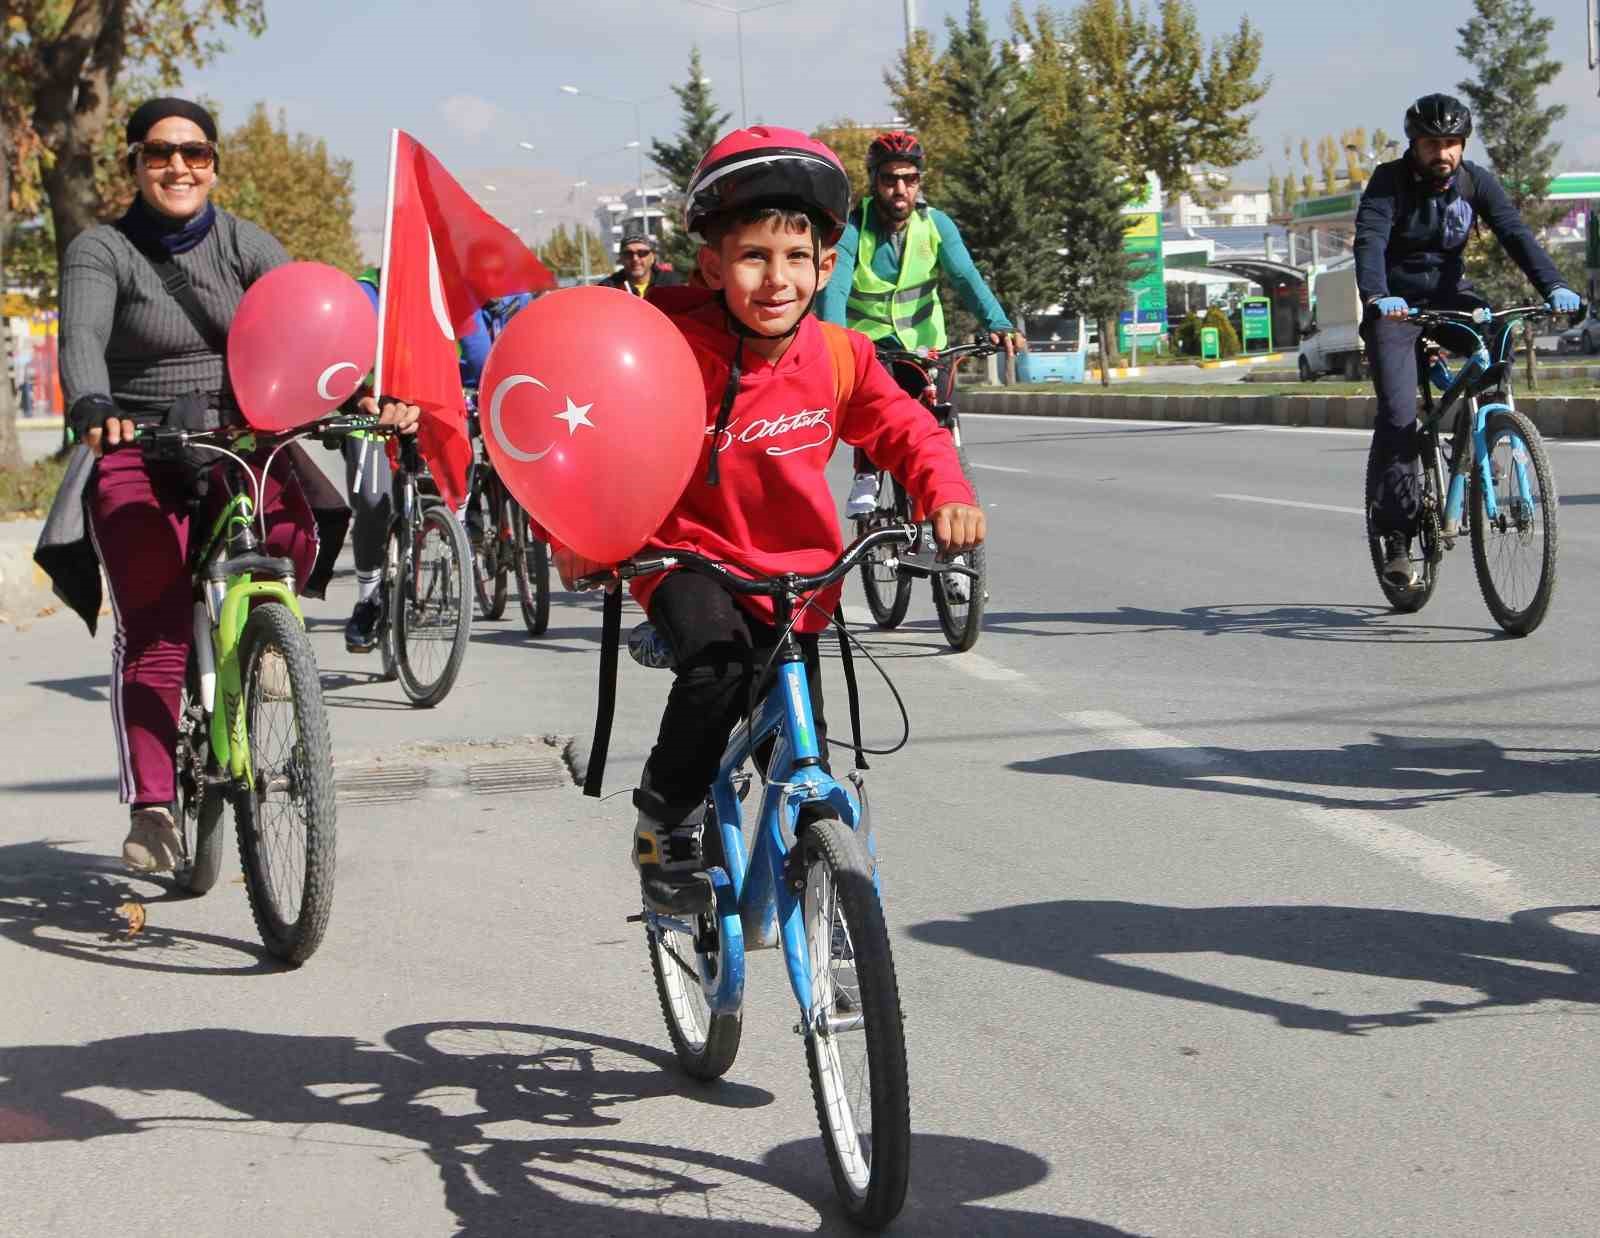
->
[630,285,976,632]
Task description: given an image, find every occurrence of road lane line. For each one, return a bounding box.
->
[972,463,1031,474]
[1062,709,1539,916]
[946,650,1041,691]
[1215,493,1364,516]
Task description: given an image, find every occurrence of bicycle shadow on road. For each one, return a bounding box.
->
[0,1018,1114,1235]
[26,673,110,703]
[910,900,1600,1037]
[0,839,279,975]
[974,603,1499,644]
[1010,731,1600,813]
[0,1016,1137,1236]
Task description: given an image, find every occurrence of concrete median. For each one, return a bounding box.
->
[963,387,1600,439]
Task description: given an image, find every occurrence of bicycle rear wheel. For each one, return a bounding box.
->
[857,473,912,630]
[799,815,909,1229]
[175,657,225,896]
[931,442,986,651]
[512,501,551,636]
[647,812,741,1080]
[1364,430,1440,613]
[1470,408,1557,635]
[234,601,337,964]
[393,503,473,707]
[472,481,510,621]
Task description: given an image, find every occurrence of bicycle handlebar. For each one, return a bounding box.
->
[574,523,974,595]
[874,339,1001,369]
[1409,303,1580,330]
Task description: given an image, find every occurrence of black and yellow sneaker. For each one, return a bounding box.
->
[633,811,713,915]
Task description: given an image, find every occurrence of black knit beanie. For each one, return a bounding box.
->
[127,97,219,145]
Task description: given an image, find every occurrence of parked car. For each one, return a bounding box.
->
[1556,313,1600,354]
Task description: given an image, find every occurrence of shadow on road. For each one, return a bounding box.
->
[911,900,1600,1037]
[1010,731,1599,812]
[976,602,1498,644]
[27,674,110,703]
[0,839,278,975]
[0,1019,1131,1234]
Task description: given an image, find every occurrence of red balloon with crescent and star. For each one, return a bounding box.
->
[479,285,705,563]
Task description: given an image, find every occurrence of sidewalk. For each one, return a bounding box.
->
[0,516,56,625]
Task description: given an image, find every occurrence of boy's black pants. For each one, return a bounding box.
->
[634,570,828,827]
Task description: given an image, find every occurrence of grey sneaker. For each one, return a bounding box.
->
[846,472,880,519]
[1382,533,1421,589]
[632,810,712,915]
[256,649,292,701]
[942,556,971,603]
[123,806,181,873]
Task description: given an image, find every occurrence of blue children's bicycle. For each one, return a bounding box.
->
[1365,304,1564,634]
[591,523,971,1229]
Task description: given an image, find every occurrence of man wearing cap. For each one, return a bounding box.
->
[599,232,681,297]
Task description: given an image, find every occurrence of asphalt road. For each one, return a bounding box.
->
[5,414,1600,1235]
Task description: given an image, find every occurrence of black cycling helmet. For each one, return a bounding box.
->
[866,130,924,177]
[1404,94,1472,143]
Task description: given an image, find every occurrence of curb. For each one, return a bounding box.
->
[964,389,1600,437]
[1198,351,1287,370]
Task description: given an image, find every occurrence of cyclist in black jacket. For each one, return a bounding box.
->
[1354,92,1579,588]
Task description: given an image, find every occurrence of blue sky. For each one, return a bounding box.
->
[183,0,1600,255]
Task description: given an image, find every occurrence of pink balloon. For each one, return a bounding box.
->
[229,261,377,432]
[480,286,705,563]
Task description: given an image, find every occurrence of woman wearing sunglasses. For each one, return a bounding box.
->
[41,96,414,874]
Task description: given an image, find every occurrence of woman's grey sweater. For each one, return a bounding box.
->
[59,208,290,421]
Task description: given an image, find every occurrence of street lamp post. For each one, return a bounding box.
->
[680,0,789,126]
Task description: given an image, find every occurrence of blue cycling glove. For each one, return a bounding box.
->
[1373,296,1410,319]
[1549,287,1581,314]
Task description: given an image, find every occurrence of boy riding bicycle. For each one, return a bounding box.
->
[557,127,985,913]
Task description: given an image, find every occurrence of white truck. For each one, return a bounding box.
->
[1298,266,1365,381]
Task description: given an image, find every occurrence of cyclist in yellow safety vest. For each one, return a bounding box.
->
[816,130,1021,517]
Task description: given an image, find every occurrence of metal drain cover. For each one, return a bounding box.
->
[334,736,575,805]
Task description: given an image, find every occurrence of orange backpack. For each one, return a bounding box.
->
[819,321,858,412]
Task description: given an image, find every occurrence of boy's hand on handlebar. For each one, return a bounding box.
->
[931,502,986,556]
[555,547,618,592]
[358,395,421,436]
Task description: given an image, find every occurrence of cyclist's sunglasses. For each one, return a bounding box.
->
[622,247,654,259]
[877,170,920,188]
[131,140,218,170]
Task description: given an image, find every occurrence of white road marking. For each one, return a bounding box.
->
[972,463,1031,474]
[946,650,1040,691]
[1215,492,1364,516]
[1062,708,1544,917]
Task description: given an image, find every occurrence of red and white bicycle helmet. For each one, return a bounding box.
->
[684,126,851,246]
[866,130,924,176]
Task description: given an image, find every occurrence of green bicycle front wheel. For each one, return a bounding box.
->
[800,815,909,1230]
[234,601,337,965]
[1470,408,1557,635]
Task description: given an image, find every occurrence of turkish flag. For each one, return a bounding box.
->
[374,130,556,509]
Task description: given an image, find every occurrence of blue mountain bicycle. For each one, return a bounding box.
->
[1365,304,1564,634]
[591,523,972,1229]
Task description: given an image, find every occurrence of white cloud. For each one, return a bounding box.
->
[440,95,505,143]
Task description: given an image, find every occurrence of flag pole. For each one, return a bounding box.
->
[373,128,401,401]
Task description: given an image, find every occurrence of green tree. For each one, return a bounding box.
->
[537,222,612,282]
[883,25,965,204]
[1051,94,1142,383]
[1010,0,1268,197]
[211,105,360,270]
[1456,0,1566,311]
[1,0,266,470]
[937,1,1060,336]
[1202,304,1240,357]
[810,119,876,210]
[650,46,730,277]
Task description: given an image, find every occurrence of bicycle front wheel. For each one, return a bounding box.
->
[1470,408,1557,635]
[800,815,909,1229]
[857,474,912,630]
[234,601,337,964]
[472,482,509,621]
[931,443,986,651]
[393,504,473,707]
[511,501,551,637]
